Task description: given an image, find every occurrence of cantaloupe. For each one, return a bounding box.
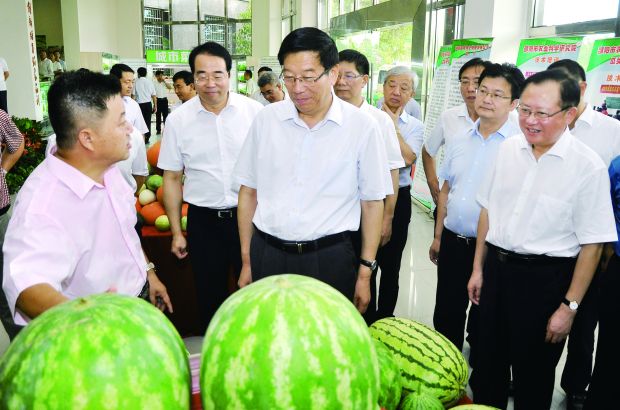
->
[140,202,166,225]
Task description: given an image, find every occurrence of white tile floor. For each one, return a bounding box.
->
[0,197,573,409]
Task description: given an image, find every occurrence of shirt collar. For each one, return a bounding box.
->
[276,90,344,127]
[46,154,106,200]
[472,118,514,141]
[193,91,241,115]
[575,103,594,128]
[518,127,572,159]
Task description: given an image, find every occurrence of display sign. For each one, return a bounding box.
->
[516,37,583,78]
[146,50,191,65]
[584,37,620,115]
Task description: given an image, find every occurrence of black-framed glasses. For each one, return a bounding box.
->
[476,88,512,101]
[337,72,364,81]
[280,70,329,86]
[517,105,570,120]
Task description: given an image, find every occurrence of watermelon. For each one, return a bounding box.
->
[200,274,380,410]
[370,317,468,407]
[0,294,190,409]
[374,339,403,410]
[398,391,443,410]
[451,405,500,409]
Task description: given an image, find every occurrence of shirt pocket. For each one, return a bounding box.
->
[526,194,573,243]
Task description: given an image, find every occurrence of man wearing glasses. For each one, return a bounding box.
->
[430,63,523,359]
[257,71,286,103]
[422,58,490,206]
[467,69,616,409]
[335,49,404,324]
[234,27,390,314]
[158,42,263,333]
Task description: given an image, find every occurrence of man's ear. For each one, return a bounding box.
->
[76,128,96,152]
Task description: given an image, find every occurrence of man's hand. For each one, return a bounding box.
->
[380,216,393,247]
[545,304,576,343]
[238,263,253,288]
[429,238,440,265]
[148,273,173,313]
[354,267,372,313]
[467,269,483,305]
[429,179,440,205]
[171,233,188,259]
[381,104,403,125]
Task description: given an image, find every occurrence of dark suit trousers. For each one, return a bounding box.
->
[139,102,153,141]
[471,245,576,410]
[155,97,169,133]
[186,204,241,334]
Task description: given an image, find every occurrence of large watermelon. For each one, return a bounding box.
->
[200,274,379,410]
[451,405,500,409]
[374,339,403,410]
[370,317,468,407]
[0,294,190,409]
[398,391,443,410]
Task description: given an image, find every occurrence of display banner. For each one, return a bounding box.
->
[516,37,583,78]
[584,37,620,117]
[411,39,493,210]
[146,50,191,65]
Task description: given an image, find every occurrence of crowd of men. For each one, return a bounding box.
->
[1,27,619,410]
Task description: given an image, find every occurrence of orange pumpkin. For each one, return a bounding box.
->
[147,140,161,168]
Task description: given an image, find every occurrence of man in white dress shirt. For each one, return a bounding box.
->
[171,71,196,109]
[467,69,616,409]
[257,71,286,103]
[134,67,157,142]
[38,49,54,82]
[234,27,390,313]
[154,70,172,135]
[546,58,620,410]
[110,64,149,138]
[335,49,403,323]
[158,42,263,332]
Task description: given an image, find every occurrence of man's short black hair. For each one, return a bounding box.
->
[137,67,147,77]
[278,27,338,71]
[522,69,580,109]
[244,69,252,78]
[458,58,489,80]
[48,70,121,150]
[172,70,194,85]
[338,49,369,76]
[547,59,586,82]
[109,63,134,79]
[189,42,232,73]
[478,63,525,100]
[155,70,164,76]
[258,66,273,75]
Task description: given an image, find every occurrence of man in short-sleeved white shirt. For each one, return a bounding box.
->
[468,70,617,409]
[134,67,157,141]
[110,64,149,137]
[158,42,262,333]
[234,28,389,315]
[0,57,9,113]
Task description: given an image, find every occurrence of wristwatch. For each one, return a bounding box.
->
[360,258,378,271]
[145,262,156,273]
[562,297,578,312]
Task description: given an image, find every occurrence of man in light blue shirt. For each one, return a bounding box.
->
[430,63,524,355]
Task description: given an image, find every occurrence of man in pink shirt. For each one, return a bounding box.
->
[2,70,172,329]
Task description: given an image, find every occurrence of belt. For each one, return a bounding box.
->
[488,243,576,264]
[445,228,475,246]
[255,228,349,254]
[202,207,236,219]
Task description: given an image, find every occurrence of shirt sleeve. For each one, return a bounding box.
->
[358,120,389,201]
[425,114,445,157]
[1,58,8,72]
[574,166,618,245]
[437,142,453,184]
[0,112,23,151]
[157,116,184,171]
[232,117,260,190]
[379,113,405,170]
[476,148,499,210]
[131,130,149,176]
[403,119,425,163]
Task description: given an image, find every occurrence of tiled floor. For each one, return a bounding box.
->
[0,197,575,409]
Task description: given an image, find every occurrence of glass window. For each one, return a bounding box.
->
[172,24,199,49]
[533,0,618,26]
[144,0,170,9]
[343,0,354,13]
[357,0,374,9]
[199,0,224,17]
[171,0,198,21]
[330,0,340,18]
[228,0,251,19]
[232,21,252,56]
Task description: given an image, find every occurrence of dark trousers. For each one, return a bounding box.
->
[250,230,357,301]
[376,186,412,320]
[139,102,153,141]
[155,97,169,133]
[585,254,619,409]
[433,228,478,354]
[560,267,600,394]
[0,90,7,113]
[471,244,576,410]
[186,204,241,334]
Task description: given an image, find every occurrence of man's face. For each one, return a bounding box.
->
[119,71,134,97]
[155,73,164,82]
[260,83,284,103]
[282,51,337,118]
[90,95,132,164]
[474,76,517,123]
[54,52,61,60]
[39,51,47,60]
[174,79,195,103]
[334,61,367,104]
[518,81,576,149]
[382,73,413,112]
[193,53,230,107]
[460,65,485,108]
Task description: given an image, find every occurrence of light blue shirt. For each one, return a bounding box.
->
[397,112,425,188]
[439,118,519,237]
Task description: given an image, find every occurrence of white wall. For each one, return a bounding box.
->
[33,0,65,48]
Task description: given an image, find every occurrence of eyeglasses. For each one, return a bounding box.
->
[337,73,364,81]
[385,81,412,93]
[517,105,570,120]
[476,88,512,101]
[280,70,329,86]
[459,79,479,87]
[194,73,227,84]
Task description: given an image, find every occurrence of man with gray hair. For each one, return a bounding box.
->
[375,65,424,319]
[377,69,422,120]
[257,71,286,104]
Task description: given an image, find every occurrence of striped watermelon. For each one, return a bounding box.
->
[374,339,403,410]
[200,274,380,410]
[369,317,468,407]
[451,405,500,409]
[398,391,443,410]
[0,294,190,409]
